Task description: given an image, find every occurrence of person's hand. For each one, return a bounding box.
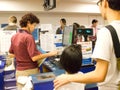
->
[8,53,15,58]
[54,74,71,90]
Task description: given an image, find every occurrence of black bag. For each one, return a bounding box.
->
[105,25,120,71]
[105,25,120,90]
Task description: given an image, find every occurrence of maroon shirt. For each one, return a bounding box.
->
[9,29,41,70]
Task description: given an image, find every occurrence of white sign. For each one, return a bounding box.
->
[0,30,16,54]
[40,33,55,51]
[40,24,53,31]
[77,41,92,59]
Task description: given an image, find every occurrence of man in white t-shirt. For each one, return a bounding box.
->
[54,0,120,90]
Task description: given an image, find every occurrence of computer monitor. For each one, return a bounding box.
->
[32,28,40,43]
[62,25,74,46]
[77,28,93,36]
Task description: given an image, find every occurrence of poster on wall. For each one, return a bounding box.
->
[40,33,55,51]
[0,31,16,54]
[40,24,53,31]
[77,41,93,65]
[78,41,92,58]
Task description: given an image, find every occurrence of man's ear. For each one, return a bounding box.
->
[103,0,108,8]
[27,21,30,26]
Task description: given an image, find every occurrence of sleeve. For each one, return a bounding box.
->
[9,38,14,54]
[26,35,41,58]
[92,27,113,62]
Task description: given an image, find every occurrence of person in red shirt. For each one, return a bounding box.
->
[9,13,58,89]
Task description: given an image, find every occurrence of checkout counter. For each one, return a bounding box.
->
[46,56,96,89]
[31,56,98,90]
[31,27,98,90]
[0,26,98,90]
[0,54,97,90]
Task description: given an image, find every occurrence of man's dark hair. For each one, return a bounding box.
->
[108,0,120,10]
[73,22,80,29]
[20,13,40,27]
[60,44,82,74]
[60,18,66,25]
[92,19,98,24]
[80,25,85,29]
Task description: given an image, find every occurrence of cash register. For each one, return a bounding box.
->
[42,26,97,90]
[39,25,97,90]
[43,25,95,73]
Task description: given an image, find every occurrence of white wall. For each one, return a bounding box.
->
[0,0,105,29]
[0,0,100,13]
[0,12,104,28]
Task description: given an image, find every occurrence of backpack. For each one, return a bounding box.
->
[105,25,120,71]
[105,25,120,90]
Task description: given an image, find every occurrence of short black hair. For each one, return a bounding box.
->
[60,18,66,25]
[20,13,40,27]
[73,22,80,29]
[80,25,85,29]
[60,44,82,74]
[92,19,98,24]
[108,0,120,10]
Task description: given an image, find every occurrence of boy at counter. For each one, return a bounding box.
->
[56,44,85,90]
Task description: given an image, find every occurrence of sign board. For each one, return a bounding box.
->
[0,31,16,54]
[77,41,92,58]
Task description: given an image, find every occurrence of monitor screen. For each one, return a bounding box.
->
[32,28,40,43]
[62,25,73,46]
[77,28,93,36]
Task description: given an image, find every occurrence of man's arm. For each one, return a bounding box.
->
[32,50,58,62]
[54,59,109,89]
[8,53,15,58]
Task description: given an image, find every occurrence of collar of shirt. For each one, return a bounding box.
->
[19,29,31,34]
[9,23,16,26]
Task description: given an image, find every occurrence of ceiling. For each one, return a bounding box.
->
[0,0,98,4]
[59,0,98,3]
[71,0,97,2]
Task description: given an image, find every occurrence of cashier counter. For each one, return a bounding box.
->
[0,54,97,90]
[31,56,98,90]
[43,56,95,73]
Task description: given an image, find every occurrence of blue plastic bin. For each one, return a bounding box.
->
[31,72,55,90]
[33,81,54,90]
[4,70,16,90]
[0,60,5,90]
